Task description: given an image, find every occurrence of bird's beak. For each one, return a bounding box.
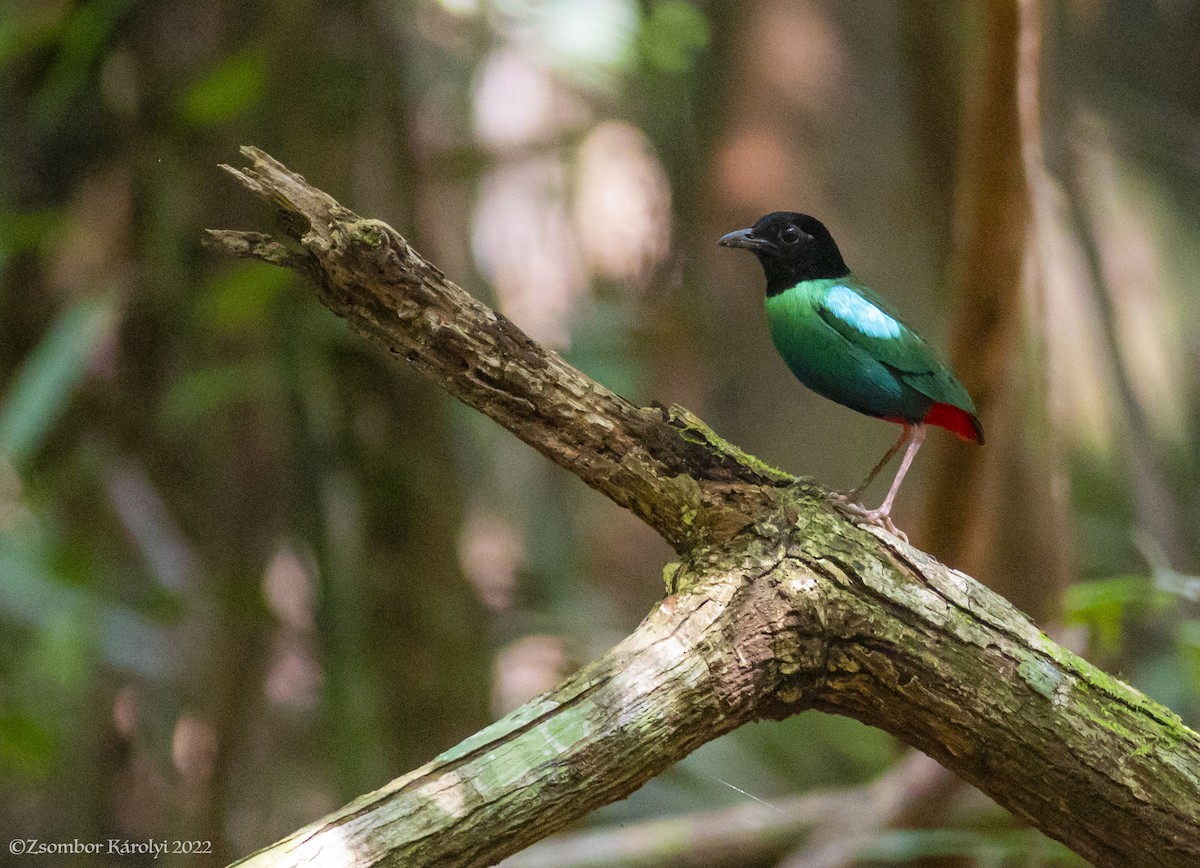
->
[718,228,773,252]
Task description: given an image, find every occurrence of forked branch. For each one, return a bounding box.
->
[207,148,1200,868]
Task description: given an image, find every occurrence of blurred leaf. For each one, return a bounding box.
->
[1150,566,1200,603]
[1132,654,1195,720]
[640,0,709,73]
[158,360,276,429]
[1133,528,1200,602]
[199,260,292,331]
[0,210,64,268]
[1176,620,1200,700]
[0,711,55,780]
[1178,619,1200,651]
[1063,574,1153,655]
[32,0,135,126]
[745,713,895,786]
[32,610,90,690]
[0,539,175,677]
[0,294,115,466]
[179,47,266,127]
[0,4,68,64]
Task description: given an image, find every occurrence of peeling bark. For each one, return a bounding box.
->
[207,148,1200,868]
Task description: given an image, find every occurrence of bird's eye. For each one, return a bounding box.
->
[780,225,801,245]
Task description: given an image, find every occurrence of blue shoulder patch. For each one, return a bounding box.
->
[825,285,902,340]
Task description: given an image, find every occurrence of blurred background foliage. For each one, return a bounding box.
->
[1,0,1198,865]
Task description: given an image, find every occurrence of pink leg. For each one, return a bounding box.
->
[832,424,926,540]
[847,424,912,502]
[871,424,925,520]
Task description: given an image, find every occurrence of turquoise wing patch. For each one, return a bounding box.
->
[816,284,933,373]
[824,285,902,339]
[816,282,977,412]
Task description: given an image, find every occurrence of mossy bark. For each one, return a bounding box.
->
[208,148,1200,868]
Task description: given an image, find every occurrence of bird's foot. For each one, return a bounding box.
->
[827,493,908,544]
[827,489,863,507]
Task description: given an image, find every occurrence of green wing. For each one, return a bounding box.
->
[815,280,977,414]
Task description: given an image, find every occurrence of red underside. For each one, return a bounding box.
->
[882,403,984,444]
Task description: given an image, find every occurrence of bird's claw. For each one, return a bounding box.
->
[881,517,908,545]
[827,493,908,544]
[826,490,859,508]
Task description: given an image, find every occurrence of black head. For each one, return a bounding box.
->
[719,212,849,296]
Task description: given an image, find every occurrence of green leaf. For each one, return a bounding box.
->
[0,294,116,466]
[199,260,291,331]
[0,5,67,65]
[0,209,65,268]
[1063,574,1153,655]
[0,711,55,779]
[1176,620,1200,697]
[158,361,276,430]
[29,0,135,126]
[640,0,709,73]
[0,541,174,676]
[179,47,266,127]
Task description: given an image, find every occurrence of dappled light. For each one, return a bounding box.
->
[491,635,568,716]
[573,121,671,282]
[458,504,524,611]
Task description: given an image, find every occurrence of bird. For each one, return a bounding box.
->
[719,211,983,536]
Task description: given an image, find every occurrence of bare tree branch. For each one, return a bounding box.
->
[503,753,948,868]
[776,754,953,868]
[208,147,1200,868]
[206,150,788,553]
